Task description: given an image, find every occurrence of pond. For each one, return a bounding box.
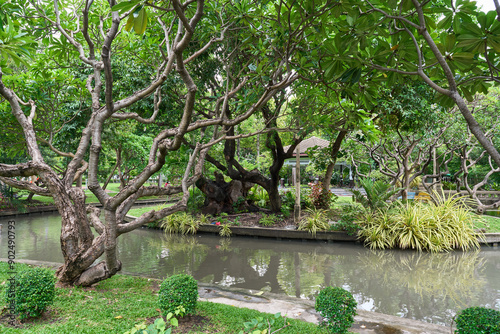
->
[1,213,499,326]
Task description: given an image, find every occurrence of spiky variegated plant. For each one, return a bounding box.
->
[359,191,484,252]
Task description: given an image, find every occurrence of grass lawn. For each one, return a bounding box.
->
[13,182,166,206]
[474,214,500,233]
[0,262,328,334]
[128,203,174,218]
[334,196,354,205]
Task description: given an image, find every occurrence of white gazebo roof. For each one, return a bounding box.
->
[283,136,329,156]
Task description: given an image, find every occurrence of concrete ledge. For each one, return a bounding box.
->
[483,233,500,245]
[198,224,359,242]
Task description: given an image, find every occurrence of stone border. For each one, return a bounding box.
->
[197,224,359,242]
[196,224,500,246]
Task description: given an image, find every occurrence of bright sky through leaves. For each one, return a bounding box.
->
[476,0,496,12]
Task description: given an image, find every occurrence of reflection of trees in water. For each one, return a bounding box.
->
[0,215,62,262]
[118,233,209,276]
[349,250,490,324]
[277,251,334,299]
[155,235,209,276]
[194,244,284,293]
[116,232,499,325]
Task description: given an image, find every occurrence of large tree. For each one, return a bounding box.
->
[0,0,300,286]
[324,0,500,168]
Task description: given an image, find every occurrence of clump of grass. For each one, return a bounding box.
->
[359,192,482,252]
[298,208,330,236]
[161,212,199,234]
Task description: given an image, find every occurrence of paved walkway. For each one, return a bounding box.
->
[330,187,355,196]
[198,284,451,334]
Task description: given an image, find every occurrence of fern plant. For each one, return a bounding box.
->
[352,177,401,211]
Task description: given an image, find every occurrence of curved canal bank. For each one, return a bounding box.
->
[1,212,499,328]
[0,258,451,334]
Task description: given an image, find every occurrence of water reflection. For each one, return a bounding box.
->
[1,214,499,325]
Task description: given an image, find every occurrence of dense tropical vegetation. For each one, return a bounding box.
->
[0,0,499,290]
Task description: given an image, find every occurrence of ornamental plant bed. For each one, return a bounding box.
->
[207,211,295,229]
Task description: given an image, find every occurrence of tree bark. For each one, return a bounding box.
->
[322,130,348,193]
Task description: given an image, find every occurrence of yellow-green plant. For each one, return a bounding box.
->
[197,214,210,225]
[359,192,483,252]
[219,224,232,237]
[161,212,199,235]
[298,208,330,236]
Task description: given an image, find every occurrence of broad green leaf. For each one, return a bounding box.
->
[125,14,134,31]
[460,86,473,102]
[487,37,500,53]
[437,12,453,30]
[111,0,140,14]
[133,8,147,35]
[444,34,456,51]
[461,23,483,36]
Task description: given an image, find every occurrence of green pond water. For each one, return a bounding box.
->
[1,213,499,326]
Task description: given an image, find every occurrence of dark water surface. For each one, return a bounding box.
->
[1,213,499,326]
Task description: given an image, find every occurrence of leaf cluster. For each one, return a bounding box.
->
[454,306,500,334]
[158,274,198,316]
[5,267,56,320]
[315,286,357,334]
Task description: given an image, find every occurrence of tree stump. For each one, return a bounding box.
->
[196,172,259,215]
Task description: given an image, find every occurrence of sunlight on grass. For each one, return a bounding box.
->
[128,203,174,217]
[474,214,500,233]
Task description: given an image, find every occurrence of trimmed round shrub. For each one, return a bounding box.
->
[158,274,198,316]
[455,307,500,334]
[315,286,357,334]
[5,267,56,319]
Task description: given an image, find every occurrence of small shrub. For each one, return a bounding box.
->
[454,306,500,334]
[300,187,312,209]
[315,286,357,334]
[159,274,198,316]
[352,177,401,212]
[442,180,457,190]
[259,214,278,227]
[219,224,232,237]
[309,182,337,209]
[229,216,240,226]
[161,212,199,235]
[358,193,482,252]
[331,204,363,235]
[298,208,330,236]
[197,214,210,225]
[233,196,247,212]
[5,267,56,319]
[249,185,269,208]
[280,206,291,218]
[187,187,205,213]
[239,312,290,334]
